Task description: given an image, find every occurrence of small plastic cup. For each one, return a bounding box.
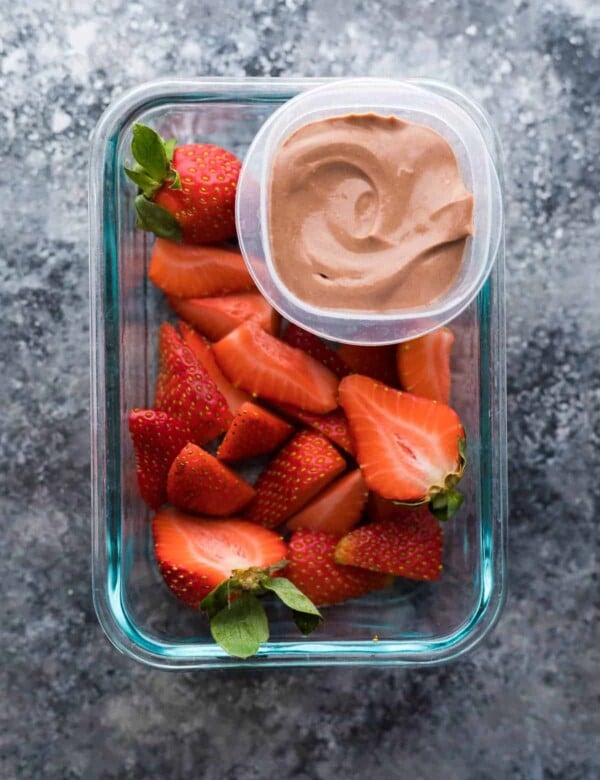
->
[236,78,503,345]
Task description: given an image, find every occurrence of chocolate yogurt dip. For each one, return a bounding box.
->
[269,114,474,312]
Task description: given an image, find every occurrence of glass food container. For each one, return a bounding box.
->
[89,78,507,669]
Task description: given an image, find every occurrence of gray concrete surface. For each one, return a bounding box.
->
[1,0,599,778]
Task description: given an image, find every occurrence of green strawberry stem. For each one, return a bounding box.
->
[125,123,183,242]
[393,436,467,522]
[199,562,323,659]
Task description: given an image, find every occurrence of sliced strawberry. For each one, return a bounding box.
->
[396,327,454,404]
[167,442,255,516]
[338,374,466,519]
[245,430,346,528]
[178,321,250,414]
[338,344,398,386]
[287,470,367,536]
[278,405,355,456]
[285,529,392,606]
[367,492,401,523]
[217,402,293,462]
[282,324,351,378]
[213,320,339,414]
[154,323,231,443]
[128,409,191,509]
[149,239,254,298]
[367,494,435,524]
[335,512,443,581]
[152,508,287,606]
[169,292,277,342]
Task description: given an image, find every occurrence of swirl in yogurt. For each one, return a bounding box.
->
[268,114,474,312]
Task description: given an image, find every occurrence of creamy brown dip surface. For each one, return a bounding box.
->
[268,113,474,312]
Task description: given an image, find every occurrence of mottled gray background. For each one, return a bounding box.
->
[1,0,599,778]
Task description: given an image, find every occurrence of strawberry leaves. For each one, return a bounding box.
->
[134,194,183,242]
[262,577,323,635]
[199,566,323,658]
[210,593,269,659]
[129,123,181,188]
[125,123,183,242]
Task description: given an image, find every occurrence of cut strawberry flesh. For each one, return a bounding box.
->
[278,405,355,456]
[149,239,254,298]
[286,470,367,536]
[153,508,287,606]
[339,374,464,501]
[213,320,339,414]
[396,327,454,404]
[169,292,276,342]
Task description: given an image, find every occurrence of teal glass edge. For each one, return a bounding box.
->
[89,78,508,669]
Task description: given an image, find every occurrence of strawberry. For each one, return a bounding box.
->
[278,405,355,456]
[125,124,240,244]
[152,508,287,606]
[154,323,231,444]
[338,344,398,386]
[178,321,250,414]
[245,430,346,528]
[365,492,436,524]
[367,491,408,523]
[282,324,351,378]
[334,512,443,581]
[338,374,466,520]
[285,529,392,606]
[396,327,454,404]
[128,409,190,509]
[167,443,255,516]
[169,293,278,342]
[217,401,294,462]
[213,320,339,414]
[149,239,254,299]
[287,470,367,536]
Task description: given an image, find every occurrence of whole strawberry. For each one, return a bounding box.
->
[125,123,241,244]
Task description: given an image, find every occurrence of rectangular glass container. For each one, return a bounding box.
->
[89,78,507,669]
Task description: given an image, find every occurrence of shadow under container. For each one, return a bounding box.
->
[89,78,508,670]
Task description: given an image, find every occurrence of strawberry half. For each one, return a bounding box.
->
[338,344,398,387]
[125,124,241,244]
[338,374,466,520]
[167,443,256,516]
[213,320,339,414]
[335,512,443,581]
[154,323,231,444]
[278,405,355,456]
[217,401,294,462]
[152,508,287,606]
[128,409,191,509]
[170,292,277,342]
[285,529,392,606]
[245,429,346,528]
[287,470,367,536]
[282,324,351,378]
[149,239,254,299]
[178,321,251,414]
[396,327,454,404]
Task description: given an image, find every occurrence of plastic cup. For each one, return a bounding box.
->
[236,78,503,345]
